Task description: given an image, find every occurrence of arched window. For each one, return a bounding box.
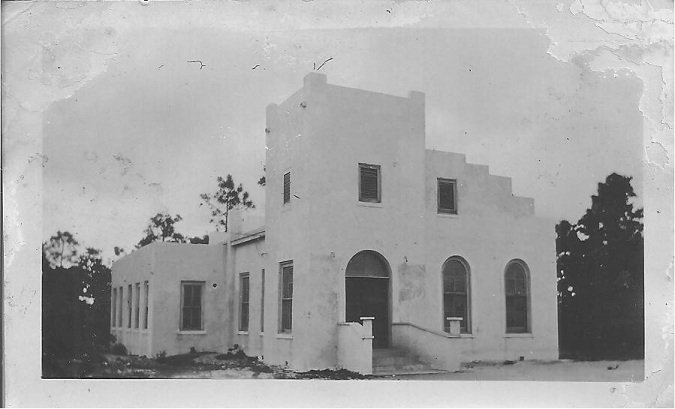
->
[505,260,530,334]
[442,257,470,333]
[345,250,389,278]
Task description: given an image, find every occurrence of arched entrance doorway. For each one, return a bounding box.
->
[345,251,390,349]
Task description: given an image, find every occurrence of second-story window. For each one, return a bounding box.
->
[438,178,458,214]
[283,172,291,204]
[359,163,381,203]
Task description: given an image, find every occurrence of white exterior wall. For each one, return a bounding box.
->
[232,238,267,358]
[111,73,558,368]
[259,73,557,369]
[111,242,228,357]
[150,243,228,356]
[111,245,155,357]
[262,79,313,368]
[422,150,559,361]
[263,73,428,370]
[307,75,427,369]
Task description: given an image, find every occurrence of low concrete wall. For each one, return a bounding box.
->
[150,244,228,356]
[391,322,461,372]
[337,321,373,375]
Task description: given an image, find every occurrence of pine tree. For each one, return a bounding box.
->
[556,173,644,359]
[200,174,255,232]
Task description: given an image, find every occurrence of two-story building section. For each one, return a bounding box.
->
[111,73,559,374]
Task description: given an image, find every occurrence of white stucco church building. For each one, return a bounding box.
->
[111,73,559,374]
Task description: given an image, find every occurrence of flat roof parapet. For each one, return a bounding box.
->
[231,228,266,247]
[304,72,327,88]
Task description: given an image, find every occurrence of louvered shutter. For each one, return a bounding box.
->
[359,164,380,202]
[283,172,291,204]
[438,179,457,213]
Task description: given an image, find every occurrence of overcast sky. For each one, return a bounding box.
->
[43,23,643,260]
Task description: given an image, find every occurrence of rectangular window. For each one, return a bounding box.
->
[127,284,132,328]
[239,273,250,332]
[143,281,149,330]
[283,172,291,204]
[181,281,204,331]
[443,293,468,333]
[438,178,458,214]
[506,297,528,333]
[359,163,381,203]
[279,262,293,333]
[111,288,117,328]
[260,269,265,333]
[117,287,123,327]
[134,283,140,328]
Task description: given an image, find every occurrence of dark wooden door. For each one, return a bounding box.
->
[346,277,390,348]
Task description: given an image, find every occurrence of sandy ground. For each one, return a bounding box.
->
[382,360,644,382]
[168,357,644,381]
[92,353,644,382]
[170,368,277,379]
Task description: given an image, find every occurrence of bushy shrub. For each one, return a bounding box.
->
[155,351,167,363]
[110,343,128,356]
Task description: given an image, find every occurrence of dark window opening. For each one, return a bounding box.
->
[442,258,470,333]
[438,178,458,214]
[143,281,149,329]
[181,282,204,331]
[127,284,132,328]
[118,287,123,327]
[505,261,529,333]
[261,269,265,333]
[111,288,117,328]
[283,172,291,204]
[279,263,293,333]
[134,283,140,328]
[239,274,250,332]
[359,163,381,203]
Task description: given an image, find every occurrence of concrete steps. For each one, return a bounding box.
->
[372,348,448,376]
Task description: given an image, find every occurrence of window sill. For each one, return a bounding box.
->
[443,332,473,338]
[138,329,150,334]
[437,212,459,219]
[260,333,265,337]
[177,330,207,335]
[504,333,533,338]
[358,201,382,208]
[237,331,249,336]
[276,333,293,339]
